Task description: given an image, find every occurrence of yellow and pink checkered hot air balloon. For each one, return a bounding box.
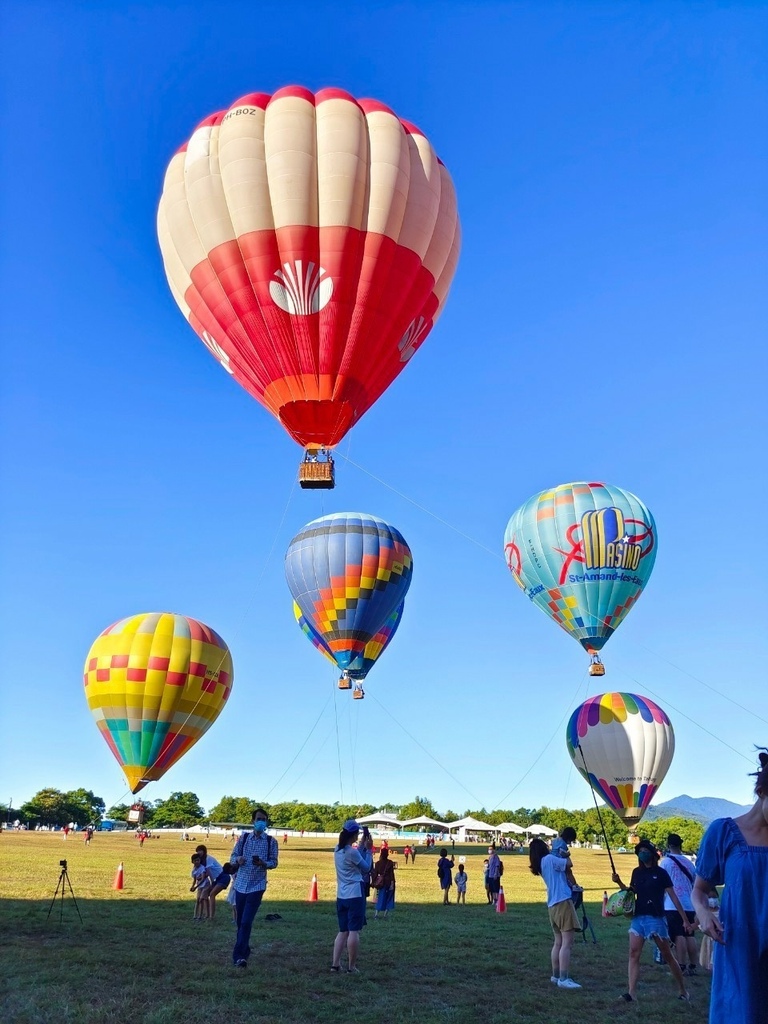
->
[84,613,233,794]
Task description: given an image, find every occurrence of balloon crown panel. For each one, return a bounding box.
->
[157,86,461,453]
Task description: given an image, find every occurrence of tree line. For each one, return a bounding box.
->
[8,789,705,851]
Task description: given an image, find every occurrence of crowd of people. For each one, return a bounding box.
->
[176,749,767,1022]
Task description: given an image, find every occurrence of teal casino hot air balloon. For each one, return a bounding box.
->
[504,482,657,675]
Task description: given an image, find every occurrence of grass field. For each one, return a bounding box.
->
[0,832,709,1023]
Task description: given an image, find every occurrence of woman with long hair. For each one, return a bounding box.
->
[371,848,396,919]
[692,748,768,1024]
[331,820,373,974]
[529,837,582,990]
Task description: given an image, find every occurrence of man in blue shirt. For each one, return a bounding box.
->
[230,807,279,967]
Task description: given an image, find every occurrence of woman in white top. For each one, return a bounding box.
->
[529,837,582,990]
[331,819,373,974]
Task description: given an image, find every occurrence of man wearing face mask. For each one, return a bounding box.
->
[230,807,279,967]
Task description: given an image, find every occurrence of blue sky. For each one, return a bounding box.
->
[1,1,766,818]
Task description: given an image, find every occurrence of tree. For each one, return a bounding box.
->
[208,796,257,824]
[65,789,106,825]
[151,792,205,828]
[106,803,131,822]
[399,796,438,822]
[635,817,704,853]
[20,789,72,827]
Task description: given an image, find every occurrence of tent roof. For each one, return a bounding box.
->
[356,812,402,826]
[445,816,500,831]
[526,823,558,836]
[400,816,448,829]
[495,821,526,833]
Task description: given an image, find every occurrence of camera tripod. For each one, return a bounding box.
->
[47,861,83,924]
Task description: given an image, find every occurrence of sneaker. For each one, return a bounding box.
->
[347,966,360,974]
[330,965,341,973]
[619,993,635,1002]
[557,978,582,989]
[234,959,247,968]
[678,993,691,1002]
[550,976,559,985]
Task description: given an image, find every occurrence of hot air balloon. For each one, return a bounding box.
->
[504,482,657,674]
[83,613,233,793]
[286,513,412,699]
[293,599,404,696]
[566,692,674,827]
[157,86,461,489]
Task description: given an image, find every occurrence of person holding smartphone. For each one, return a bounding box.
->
[331,819,373,974]
[230,807,279,968]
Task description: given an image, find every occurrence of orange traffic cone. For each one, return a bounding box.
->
[496,886,507,913]
[112,861,124,891]
[307,873,318,902]
[602,890,608,917]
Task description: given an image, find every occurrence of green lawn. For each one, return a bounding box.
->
[0,832,709,1023]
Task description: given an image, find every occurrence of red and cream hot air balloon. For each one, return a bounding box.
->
[157,86,461,487]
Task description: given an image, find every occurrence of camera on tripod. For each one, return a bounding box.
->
[60,859,67,868]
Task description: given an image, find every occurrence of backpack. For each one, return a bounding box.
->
[498,860,504,876]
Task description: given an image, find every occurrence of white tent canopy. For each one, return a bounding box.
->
[356,812,402,827]
[495,821,526,834]
[526,823,558,836]
[399,816,448,830]
[445,816,500,833]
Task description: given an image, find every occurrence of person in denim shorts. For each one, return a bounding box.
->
[612,839,694,1003]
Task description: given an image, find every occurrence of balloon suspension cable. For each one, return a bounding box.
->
[262,690,333,800]
[126,473,298,791]
[575,744,617,877]
[368,692,487,808]
[338,453,503,560]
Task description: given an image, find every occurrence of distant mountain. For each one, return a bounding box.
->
[644,794,752,825]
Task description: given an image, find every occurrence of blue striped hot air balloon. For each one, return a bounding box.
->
[503,482,657,673]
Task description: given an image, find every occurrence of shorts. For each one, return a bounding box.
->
[666,909,695,940]
[336,896,366,932]
[629,915,669,940]
[212,873,231,890]
[488,877,501,894]
[548,898,581,933]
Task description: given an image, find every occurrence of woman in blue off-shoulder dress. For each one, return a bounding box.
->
[693,748,768,1024]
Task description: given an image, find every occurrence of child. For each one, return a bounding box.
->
[698,894,719,972]
[225,871,238,924]
[551,828,581,893]
[207,861,236,920]
[483,859,492,903]
[190,853,211,920]
[455,864,468,904]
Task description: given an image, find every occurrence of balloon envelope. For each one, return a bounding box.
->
[293,599,404,680]
[566,692,674,826]
[157,86,461,449]
[84,612,233,793]
[504,482,657,653]
[286,513,412,670]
